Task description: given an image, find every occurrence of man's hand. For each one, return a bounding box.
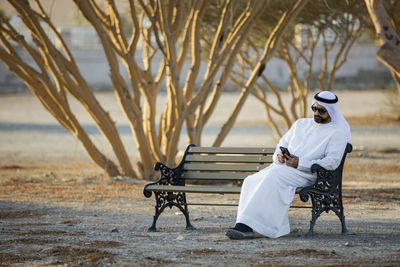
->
[285,155,299,168]
[277,153,288,163]
[277,153,299,168]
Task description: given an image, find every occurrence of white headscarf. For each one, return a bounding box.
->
[313,91,351,143]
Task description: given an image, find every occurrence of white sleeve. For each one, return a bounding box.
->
[272,120,298,164]
[297,130,347,171]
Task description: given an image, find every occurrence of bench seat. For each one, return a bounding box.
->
[145,184,303,194]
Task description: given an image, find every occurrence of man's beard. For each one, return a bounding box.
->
[314,115,330,124]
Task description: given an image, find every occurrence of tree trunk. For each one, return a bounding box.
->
[365,0,400,78]
[0,47,121,177]
[3,0,137,178]
[391,70,400,94]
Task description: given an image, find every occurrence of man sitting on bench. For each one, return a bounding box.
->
[226,91,351,240]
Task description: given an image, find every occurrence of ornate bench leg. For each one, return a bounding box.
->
[339,205,354,235]
[305,191,354,237]
[305,195,324,238]
[331,191,354,236]
[147,191,196,232]
[174,192,195,230]
[306,211,319,237]
[340,215,352,235]
[148,211,160,232]
[182,193,195,230]
[148,192,164,232]
[306,220,315,237]
[174,203,195,230]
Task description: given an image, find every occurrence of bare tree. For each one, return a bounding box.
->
[365,0,400,93]
[0,0,132,177]
[229,0,366,138]
[0,0,308,179]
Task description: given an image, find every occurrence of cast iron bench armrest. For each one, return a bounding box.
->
[311,163,328,174]
[143,162,184,198]
[143,145,196,198]
[299,164,335,202]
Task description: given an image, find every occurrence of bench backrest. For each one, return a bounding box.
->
[178,143,352,186]
[328,143,353,189]
[179,145,275,183]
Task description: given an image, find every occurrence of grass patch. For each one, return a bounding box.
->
[0,252,40,266]
[0,178,141,202]
[0,210,42,219]
[344,188,400,202]
[47,246,115,264]
[0,238,60,245]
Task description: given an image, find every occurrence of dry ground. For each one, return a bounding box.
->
[0,151,400,266]
[1,90,400,266]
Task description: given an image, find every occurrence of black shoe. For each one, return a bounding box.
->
[226,228,256,240]
[234,223,253,232]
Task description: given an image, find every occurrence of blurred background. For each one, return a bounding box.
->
[1,0,399,179]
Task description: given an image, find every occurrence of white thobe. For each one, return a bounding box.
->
[236,118,347,238]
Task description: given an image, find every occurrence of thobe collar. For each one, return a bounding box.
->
[312,120,333,127]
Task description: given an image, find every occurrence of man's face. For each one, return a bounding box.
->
[312,103,331,124]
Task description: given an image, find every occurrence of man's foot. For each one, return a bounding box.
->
[226,228,256,240]
[226,223,256,240]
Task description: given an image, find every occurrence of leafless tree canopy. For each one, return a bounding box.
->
[0,0,399,179]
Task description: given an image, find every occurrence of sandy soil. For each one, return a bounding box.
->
[0,90,400,266]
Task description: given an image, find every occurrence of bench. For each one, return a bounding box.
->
[144,143,353,237]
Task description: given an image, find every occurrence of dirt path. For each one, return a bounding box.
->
[1,151,400,266]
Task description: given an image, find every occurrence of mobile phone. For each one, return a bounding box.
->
[279,146,291,158]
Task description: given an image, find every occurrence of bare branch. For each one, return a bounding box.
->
[213,0,309,147]
[127,0,140,53]
[105,0,129,53]
[88,0,111,27]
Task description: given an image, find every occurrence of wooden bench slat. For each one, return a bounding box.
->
[146,184,241,194]
[182,171,252,180]
[188,147,275,154]
[146,185,303,194]
[183,163,269,172]
[185,154,273,163]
